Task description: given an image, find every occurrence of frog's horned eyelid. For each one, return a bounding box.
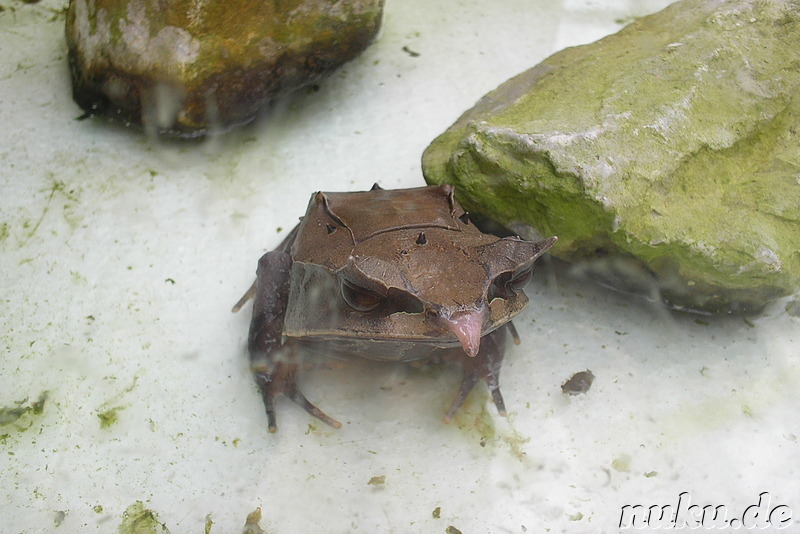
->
[537,236,558,256]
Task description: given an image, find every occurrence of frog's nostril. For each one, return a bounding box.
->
[440,309,486,358]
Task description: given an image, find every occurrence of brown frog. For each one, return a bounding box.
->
[233,184,556,432]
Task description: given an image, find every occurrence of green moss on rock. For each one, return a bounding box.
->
[423,0,800,313]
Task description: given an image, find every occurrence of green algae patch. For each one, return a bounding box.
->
[451,387,497,446]
[97,406,124,429]
[423,0,800,313]
[95,376,138,429]
[117,501,171,534]
[0,391,48,428]
[54,510,67,527]
[367,475,386,486]
[242,507,267,534]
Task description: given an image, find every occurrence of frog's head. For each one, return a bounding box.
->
[283,185,556,357]
[337,230,557,356]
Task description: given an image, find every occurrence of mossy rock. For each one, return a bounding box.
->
[66,0,384,137]
[423,0,800,313]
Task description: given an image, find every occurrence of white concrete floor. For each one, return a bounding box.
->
[2,0,798,532]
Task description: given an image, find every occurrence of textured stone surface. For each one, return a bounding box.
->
[422,0,800,313]
[66,0,384,136]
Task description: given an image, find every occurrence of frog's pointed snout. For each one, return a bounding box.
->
[441,309,486,358]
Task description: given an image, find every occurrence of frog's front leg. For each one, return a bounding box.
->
[248,250,341,432]
[444,323,509,423]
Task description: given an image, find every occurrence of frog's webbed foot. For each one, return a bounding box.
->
[254,363,342,432]
[444,324,508,423]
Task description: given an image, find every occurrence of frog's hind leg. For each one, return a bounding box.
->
[444,324,508,423]
[232,224,301,313]
[248,250,341,432]
[253,362,342,432]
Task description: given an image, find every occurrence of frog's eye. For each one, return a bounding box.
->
[341,279,385,312]
[489,265,534,300]
[507,265,533,292]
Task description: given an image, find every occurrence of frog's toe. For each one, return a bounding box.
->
[285,385,342,429]
[443,372,478,423]
[490,387,507,417]
[254,371,281,432]
[443,371,507,423]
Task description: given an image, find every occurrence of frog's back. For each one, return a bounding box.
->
[290,184,486,269]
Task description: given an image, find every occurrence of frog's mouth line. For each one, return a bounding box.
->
[283,294,524,360]
[287,317,503,350]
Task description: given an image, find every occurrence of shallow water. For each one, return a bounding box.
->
[2,1,798,532]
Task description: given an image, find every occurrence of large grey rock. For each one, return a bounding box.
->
[423,0,800,313]
[66,0,384,137]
